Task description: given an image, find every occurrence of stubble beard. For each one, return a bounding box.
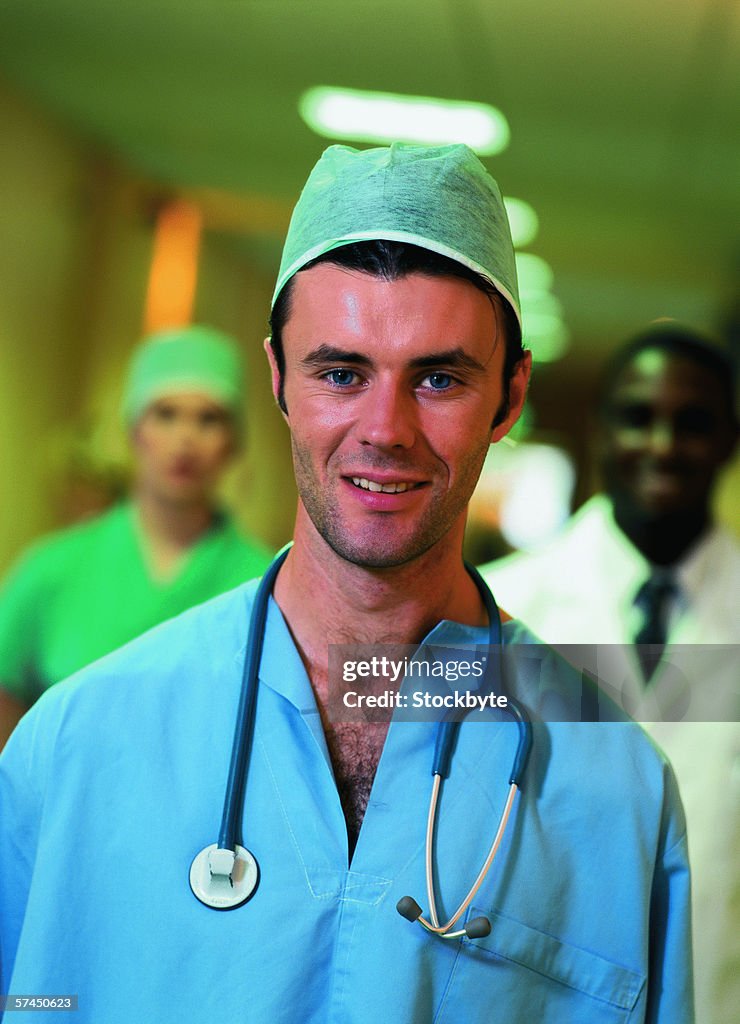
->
[290,436,490,569]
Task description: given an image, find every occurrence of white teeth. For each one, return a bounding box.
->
[352,477,412,494]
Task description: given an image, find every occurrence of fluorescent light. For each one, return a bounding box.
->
[514,254,568,361]
[472,443,575,550]
[520,290,563,317]
[499,445,576,550]
[503,197,539,248]
[515,252,554,292]
[522,312,570,363]
[299,86,510,155]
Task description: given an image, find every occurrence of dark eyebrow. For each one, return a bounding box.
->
[301,345,373,369]
[408,348,487,373]
[300,344,486,373]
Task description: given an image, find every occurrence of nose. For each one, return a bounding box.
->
[646,418,678,458]
[173,415,201,449]
[356,380,416,450]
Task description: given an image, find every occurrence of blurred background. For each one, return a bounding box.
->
[0,0,738,570]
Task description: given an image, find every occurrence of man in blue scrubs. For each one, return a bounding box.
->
[0,145,692,1022]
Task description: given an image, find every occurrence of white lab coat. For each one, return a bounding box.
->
[483,494,740,1024]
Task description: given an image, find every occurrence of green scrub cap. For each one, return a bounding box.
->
[122,325,244,427]
[272,142,521,330]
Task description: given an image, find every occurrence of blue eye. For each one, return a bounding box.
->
[424,373,454,390]
[325,369,358,387]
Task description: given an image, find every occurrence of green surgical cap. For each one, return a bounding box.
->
[122,325,244,427]
[273,142,521,329]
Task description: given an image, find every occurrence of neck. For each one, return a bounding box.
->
[612,499,711,567]
[134,489,215,554]
[274,507,487,691]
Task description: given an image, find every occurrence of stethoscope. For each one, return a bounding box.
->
[190,546,532,940]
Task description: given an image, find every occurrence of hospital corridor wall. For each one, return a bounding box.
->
[0,81,295,575]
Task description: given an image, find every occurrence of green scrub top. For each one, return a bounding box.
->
[0,503,273,702]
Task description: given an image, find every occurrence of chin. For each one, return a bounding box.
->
[322,526,446,570]
[162,486,209,507]
[619,491,697,526]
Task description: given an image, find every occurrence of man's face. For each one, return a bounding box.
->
[601,348,736,521]
[132,392,236,507]
[266,264,529,568]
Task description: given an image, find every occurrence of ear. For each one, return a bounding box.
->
[263,337,287,418]
[490,351,532,444]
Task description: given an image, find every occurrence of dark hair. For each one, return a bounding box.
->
[600,322,738,430]
[268,239,525,417]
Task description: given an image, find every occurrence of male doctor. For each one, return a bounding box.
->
[0,145,691,1022]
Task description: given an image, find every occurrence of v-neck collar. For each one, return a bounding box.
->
[253,596,512,886]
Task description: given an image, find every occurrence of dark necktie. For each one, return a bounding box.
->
[633,574,676,682]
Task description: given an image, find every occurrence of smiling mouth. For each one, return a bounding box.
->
[351,477,423,494]
[638,465,687,485]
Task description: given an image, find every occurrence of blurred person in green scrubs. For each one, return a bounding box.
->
[0,324,273,747]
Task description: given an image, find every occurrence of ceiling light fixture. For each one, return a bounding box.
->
[299,86,510,155]
[503,197,539,248]
[522,312,570,363]
[515,252,554,293]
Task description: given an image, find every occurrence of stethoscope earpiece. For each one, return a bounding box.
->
[396,896,492,940]
[464,916,491,939]
[396,895,423,922]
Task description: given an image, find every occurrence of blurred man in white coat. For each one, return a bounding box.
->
[483,322,739,1024]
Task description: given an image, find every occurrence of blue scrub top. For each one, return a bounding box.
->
[0,580,692,1022]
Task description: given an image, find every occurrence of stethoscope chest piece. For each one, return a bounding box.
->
[189,843,259,910]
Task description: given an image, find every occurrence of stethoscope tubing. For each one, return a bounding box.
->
[422,780,520,935]
[217,545,291,851]
[413,562,532,938]
[207,548,533,936]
